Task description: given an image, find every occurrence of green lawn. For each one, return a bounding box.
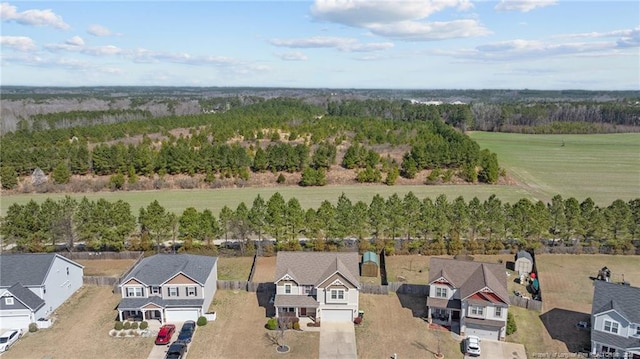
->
[470,132,640,205]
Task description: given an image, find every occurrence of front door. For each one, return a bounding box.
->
[300,308,307,316]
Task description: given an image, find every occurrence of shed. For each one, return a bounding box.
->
[361,251,379,277]
[514,250,533,276]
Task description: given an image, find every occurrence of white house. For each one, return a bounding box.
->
[0,253,84,329]
[274,251,360,323]
[117,254,217,323]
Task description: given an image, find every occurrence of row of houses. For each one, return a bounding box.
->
[1,252,638,357]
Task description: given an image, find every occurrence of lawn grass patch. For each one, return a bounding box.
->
[217,256,254,280]
[76,259,137,277]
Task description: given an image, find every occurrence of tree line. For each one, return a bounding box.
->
[2,193,638,256]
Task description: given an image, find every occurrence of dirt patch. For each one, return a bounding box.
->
[76,259,137,277]
[4,286,153,359]
[188,290,319,359]
[252,256,277,283]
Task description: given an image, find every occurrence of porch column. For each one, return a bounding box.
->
[118,310,123,322]
[448,311,452,325]
[141,309,146,321]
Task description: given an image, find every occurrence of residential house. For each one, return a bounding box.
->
[274,251,360,323]
[426,257,509,340]
[117,254,217,323]
[0,253,84,329]
[591,280,640,358]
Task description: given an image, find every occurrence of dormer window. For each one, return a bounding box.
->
[330,289,345,300]
[285,284,291,294]
[4,297,14,305]
[435,287,447,298]
[603,320,618,334]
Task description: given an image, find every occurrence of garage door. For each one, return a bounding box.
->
[322,309,352,322]
[165,309,199,323]
[465,324,499,340]
[0,314,32,330]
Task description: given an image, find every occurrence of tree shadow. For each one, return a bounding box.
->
[539,308,591,352]
[411,341,436,355]
[255,282,276,317]
[396,293,428,318]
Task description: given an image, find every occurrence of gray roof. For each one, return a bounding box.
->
[428,257,509,304]
[426,297,461,310]
[592,329,640,350]
[592,280,640,323]
[0,253,83,288]
[3,283,45,311]
[274,295,319,308]
[515,251,533,262]
[465,317,506,328]
[120,254,217,286]
[275,251,360,288]
[118,297,204,310]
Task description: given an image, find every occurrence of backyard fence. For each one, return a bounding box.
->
[509,294,543,311]
[247,254,258,282]
[361,282,429,295]
[217,280,250,291]
[83,276,119,287]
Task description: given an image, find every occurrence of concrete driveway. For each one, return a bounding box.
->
[469,339,526,359]
[319,322,357,359]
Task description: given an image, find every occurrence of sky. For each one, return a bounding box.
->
[1,0,638,90]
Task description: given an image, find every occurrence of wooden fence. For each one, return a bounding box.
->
[61,251,143,260]
[361,282,429,295]
[509,294,543,311]
[83,276,118,287]
[217,280,250,291]
[247,254,258,282]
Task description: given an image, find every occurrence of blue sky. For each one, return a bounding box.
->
[1,1,638,90]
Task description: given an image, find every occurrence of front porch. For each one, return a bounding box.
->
[118,308,164,323]
[426,297,461,334]
[274,294,319,321]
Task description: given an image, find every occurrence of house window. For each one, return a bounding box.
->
[151,286,160,295]
[66,267,69,275]
[601,346,616,353]
[304,285,313,295]
[495,307,503,317]
[4,297,14,305]
[285,284,291,294]
[168,287,178,297]
[330,289,345,300]
[470,306,484,317]
[635,326,640,336]
[126,287,143,297]
[435,287,447,298]
[187,287,197,296]
[603,320,618,334]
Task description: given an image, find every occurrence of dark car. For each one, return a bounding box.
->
[155,324,176,345]
[165,342,187,359]
[176,320,196,343]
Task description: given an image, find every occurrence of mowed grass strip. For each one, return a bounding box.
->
[470,132,640,205]
[217,256,254,280]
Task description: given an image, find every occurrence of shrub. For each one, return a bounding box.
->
[276,173,286,184]
[197,316,207,326]
[130,321,139,330]
[139,321,148,330]
[506,312,517,335]
[29,322,38,333]
[109,173,125,190]
[266,317,278,330]
[123,321,132,330]
[118,331,126,337]
[293,321,300,330]
[354,317,363,325]
[128,329,135,336]
[114,321,124,330]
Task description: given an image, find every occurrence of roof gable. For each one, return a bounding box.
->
[274,252,360,289]
[0,253,83,287]
[3,283,45,311]
[120,254,217,287]
[592,281,640,323]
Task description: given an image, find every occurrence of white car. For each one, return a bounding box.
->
[464,335,481,356]
[0,329,23,352]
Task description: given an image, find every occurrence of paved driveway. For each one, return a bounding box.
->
[319,322,357,359]
[469,339,526,359]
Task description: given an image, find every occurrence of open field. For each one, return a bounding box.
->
[3,286,153,359]
[188,289,320,359]
[217,256,254,280]
[470,132,640,204]
[76,259,137,277]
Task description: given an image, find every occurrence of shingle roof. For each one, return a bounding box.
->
[516,251,533,262]
[118,297,204,310]
[592,280,640,323]
[5,283,45,311]
[274,252,360,288]
[428,257,509,304]
[592,329,640,350]
[274,295,319,308]
[120,254,217,286]
[0,253,83,288]
[362,251,379,265]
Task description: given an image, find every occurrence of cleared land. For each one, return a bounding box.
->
[3,286,153,359]
[252,256,277,283]
[188,289,319,359]
[76,259,136,277]
[217,256,254,280]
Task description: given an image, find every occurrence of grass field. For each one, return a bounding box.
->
[217,256,254,280]
[76,259,137,277]
[470,132,640,205]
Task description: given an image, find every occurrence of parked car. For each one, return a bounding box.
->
[176,320,196,343]
[464,335,481,356]
[165,342,187,359]
[155,324,176,345]
[0,329,23,353]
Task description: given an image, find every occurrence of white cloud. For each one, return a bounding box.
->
[494,0,558,13]
[87,24,115,37]
[65,36,84,47]
[0,35,36,51]
[553,27,640,49]
[269,36,393,52]
[0,2,70,29]
[368,19,491,40]
[275,51,309,61]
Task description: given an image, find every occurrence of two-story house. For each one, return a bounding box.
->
[0,253,84,329]
[117,254,217,323]
[274,251,360,323]
[591,280,640,358]
[427,257,509,340]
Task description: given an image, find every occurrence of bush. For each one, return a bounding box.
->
[118,331,127,337]
[276,173,286,184]
[128,329,135,336]
[123,321,132,330]
[197,316,207,326]
[114,321,124,330]
[130,321,139,330]
[292,321,300,330]
[266,317,278,330]
[29,322,38,333]
[354,317,362,325]
[506,312,517,335]
[139,321,148,330]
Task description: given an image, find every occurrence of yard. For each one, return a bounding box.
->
[217,256,254,280]
[76,259,137,277]
[3,285,153,359]
[251,255,277,283]
[188,289,320,358]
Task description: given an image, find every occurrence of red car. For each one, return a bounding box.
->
[155,324,176,345]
